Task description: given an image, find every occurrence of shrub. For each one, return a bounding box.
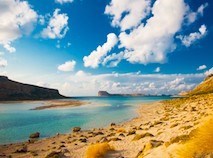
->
[85,142,114,158]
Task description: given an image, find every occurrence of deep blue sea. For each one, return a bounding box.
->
[0,96,171,144]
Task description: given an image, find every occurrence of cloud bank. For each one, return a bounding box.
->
[58,71,204,96]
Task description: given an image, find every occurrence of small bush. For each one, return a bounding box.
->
[85,142,114,158]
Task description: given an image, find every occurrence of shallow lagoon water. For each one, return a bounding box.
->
[0,96,171,144]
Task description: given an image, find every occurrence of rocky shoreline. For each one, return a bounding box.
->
[0,93,213,158]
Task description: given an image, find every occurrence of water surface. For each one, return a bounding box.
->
[0,96,171,144]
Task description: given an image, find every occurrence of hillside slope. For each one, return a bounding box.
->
[188,75,213,95]
[0,76,65,101]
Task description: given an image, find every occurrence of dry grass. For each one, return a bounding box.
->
[85,142,114,158]
[176,118,213,158]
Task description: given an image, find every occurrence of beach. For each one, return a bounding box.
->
[0,93,212,158]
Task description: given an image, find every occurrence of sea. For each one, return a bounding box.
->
[0,96,171,144]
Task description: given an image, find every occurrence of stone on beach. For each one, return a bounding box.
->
[29,132,40,138]
[72,127,81,132]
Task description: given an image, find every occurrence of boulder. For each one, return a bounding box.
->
[110,123,116,126]
[29,132,40,138]
[72,127,81,132]
[15,145,27,153]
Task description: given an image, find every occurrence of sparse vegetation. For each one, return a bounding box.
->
[85,142,114,158]
[176,118,213,158]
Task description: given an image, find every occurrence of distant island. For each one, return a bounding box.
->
[97,91,170,97]
[98,91,145,97]
[0,76,65,101]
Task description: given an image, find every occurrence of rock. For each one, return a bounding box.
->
[45,151,62,158]
[100,137,108,143]
[79,138,87,143]
[15,145,27,153]
[61,148,69,154]
[72,127,81,132]
[127,130,136,136]
[137,140,164,157]
[111,123,116,126]
[149,140,164,148]
[96,131,104,135]
[110,137,122,141]
[29,132,40,138]
[119,133,125,137]
[109,127,115,131]
[60,145,65,148]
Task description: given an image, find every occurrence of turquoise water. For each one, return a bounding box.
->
[0,96,171,144]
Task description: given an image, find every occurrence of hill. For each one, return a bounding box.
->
[0,76,65,101]
[188,74,213,96]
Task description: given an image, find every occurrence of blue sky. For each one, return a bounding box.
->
[0,0,212,96]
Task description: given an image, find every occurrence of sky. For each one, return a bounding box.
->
[0,0,212,96]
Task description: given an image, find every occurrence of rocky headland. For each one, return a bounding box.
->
[0,76,65,101]
[98,91,146,97]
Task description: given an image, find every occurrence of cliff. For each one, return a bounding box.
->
[0,76,65,101]
[98,91,145,97]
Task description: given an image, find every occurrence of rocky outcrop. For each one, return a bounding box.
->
[98,91,145,97]
[0,76,65,101]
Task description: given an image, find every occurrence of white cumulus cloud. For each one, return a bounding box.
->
[118,0,186,64]
[41,9,69,39]
[0,57,7,68]
[0,0,38,53]
[177,24,207,47]
[103,0,208,66]
[102,52,124,67]
[83,33,118,68]
[55,0,74,4]
[105,0,151,31]
[197,65,207,71]
[58,60,76,72]
[3,42,16,53]
[186,3,208,24]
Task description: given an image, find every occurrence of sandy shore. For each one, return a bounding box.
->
[0,93,213,158]
[31,100,91,110]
